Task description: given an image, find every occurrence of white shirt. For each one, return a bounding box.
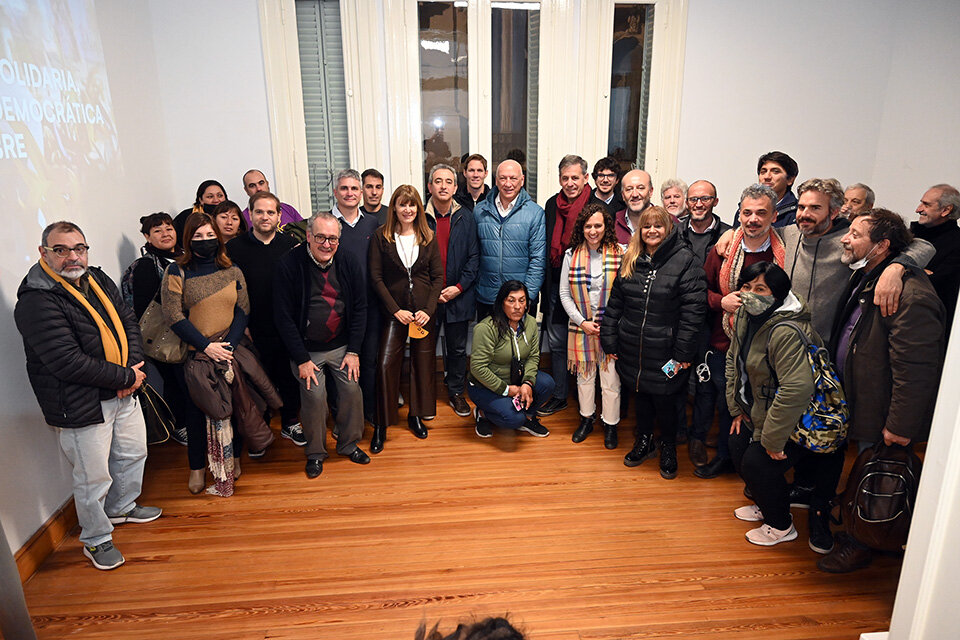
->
[496,195,518,218]
[395,233,419,268]
[332,204,364,228]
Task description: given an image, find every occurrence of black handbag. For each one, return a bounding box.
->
[136,383,174,445]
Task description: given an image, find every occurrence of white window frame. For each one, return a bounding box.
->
[259,0,686,203]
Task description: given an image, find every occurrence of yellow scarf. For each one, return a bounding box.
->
[38,259,129,366]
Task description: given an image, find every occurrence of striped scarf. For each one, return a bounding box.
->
[718,227,785,339]
[566,244,621,376]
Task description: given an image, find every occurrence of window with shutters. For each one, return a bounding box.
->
[296,0,350,213]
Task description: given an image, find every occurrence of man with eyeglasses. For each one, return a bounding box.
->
[274,212,371,478]
[678,180,730,265]
[15,221,161,570]
[591,156,624,216]
[330,168,381,423]
[227,191,304,448]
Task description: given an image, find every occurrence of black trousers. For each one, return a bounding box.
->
[252,334,301,427]
[740,440,846,530]
[437,306,469,396]
[634,390,683,445]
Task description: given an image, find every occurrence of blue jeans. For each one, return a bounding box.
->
[57,396,148,546]
[545,288,569,400]
[468,373,555,429]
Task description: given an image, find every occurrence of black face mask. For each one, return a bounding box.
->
[201,203,217,215]
[190,239,219,259]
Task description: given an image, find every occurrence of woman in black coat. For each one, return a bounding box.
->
[600,206,706,478]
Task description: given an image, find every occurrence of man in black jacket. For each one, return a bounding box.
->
[425,163,480,417]
[227,191,303,449]
[911,183,960,337]
[15,222,160,571]
[274,212,371,478]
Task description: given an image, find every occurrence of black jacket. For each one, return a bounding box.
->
[15,264,144,428]
[600,229,707,395]
[911,220,960,336]
[677,214,732,266]
[226,230,298,342]
[426,205,480,323]
[273,244,368,366]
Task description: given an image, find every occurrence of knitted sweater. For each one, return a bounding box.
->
[161,257,250,351]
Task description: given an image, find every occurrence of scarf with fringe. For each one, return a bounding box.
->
[718,227,785,339]
[566,244,621,375]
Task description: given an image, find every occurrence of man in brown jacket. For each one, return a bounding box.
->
[820,209,945,573]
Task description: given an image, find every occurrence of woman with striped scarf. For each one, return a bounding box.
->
[558,203,624,448]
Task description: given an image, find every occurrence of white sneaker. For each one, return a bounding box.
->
[734,504,764,522]
[745,522,798,547]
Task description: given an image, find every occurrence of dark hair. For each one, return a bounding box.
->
[361,168,384,183]
[177,212,232,269]
[854,208,913,255]
[757,151,799,180]
[41,221,84,246]
[415,616,525,640]
[212,200,248,234]
[568,202,618,251]
[592,156,620,180]
[737,261,792,303]
[139,212,174,235]
[194,179,227,207]
[491,280,529,339]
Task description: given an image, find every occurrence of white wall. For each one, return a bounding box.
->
[675,0,960,224]
[147,0,278,213]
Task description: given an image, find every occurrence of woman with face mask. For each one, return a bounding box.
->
[161,212,250,496]
[725,262,845,552]
[600,206,707,479]
[172,179,229,245]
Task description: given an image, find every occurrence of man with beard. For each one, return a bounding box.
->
[660,178,688,221]
[591,156,624,216]
[696,184,785,480]
[614,169,654,244]
[239,169,303,228]
[841,183,875,218]
[819,209,944,573]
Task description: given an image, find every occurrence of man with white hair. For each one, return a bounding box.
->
[840,183,875,218]
[911,183,960,335]
[614,169,654,244]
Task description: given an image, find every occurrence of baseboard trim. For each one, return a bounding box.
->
[14,498,77,583]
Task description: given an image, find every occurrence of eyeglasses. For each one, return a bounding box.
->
[686,196,716,204]
[595,172,617,180]
[312,235,340,246]
[44,244,89,257]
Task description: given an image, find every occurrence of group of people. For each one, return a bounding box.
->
[15,152,957,574]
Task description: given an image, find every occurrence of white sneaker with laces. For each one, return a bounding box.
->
[734,504,764,522]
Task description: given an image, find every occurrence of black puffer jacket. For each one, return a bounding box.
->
[15,264,143,428]
[600,228,706,395]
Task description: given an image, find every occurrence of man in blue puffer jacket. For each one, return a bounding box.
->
[474,159,546,318]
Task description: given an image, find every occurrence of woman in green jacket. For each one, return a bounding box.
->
[726,262,845,552]
[467,281,555,437]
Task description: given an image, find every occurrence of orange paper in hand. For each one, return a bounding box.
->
[408,323,429,339]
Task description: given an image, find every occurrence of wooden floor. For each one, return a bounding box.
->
[21,401,901,639]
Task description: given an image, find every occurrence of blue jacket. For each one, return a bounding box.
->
[474,187,546,304]
[426,202,481,323]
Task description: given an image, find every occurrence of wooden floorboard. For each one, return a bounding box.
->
[21,402,900,639]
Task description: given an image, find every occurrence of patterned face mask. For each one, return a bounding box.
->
[740,291,777,316]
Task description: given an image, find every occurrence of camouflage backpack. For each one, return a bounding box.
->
[765,320,849,454]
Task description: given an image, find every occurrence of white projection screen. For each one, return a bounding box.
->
[0,0,122,275]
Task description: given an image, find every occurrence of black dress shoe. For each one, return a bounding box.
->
[370,425,386,454]
[688,438,708,467]
[305,459,323,479]
[694,455,735,479]
[348,448,371,465]
[572,415,594,443]
[408,416,429,439]
[537,397,567,417]
[624,433,657,467]
[603,423,618,449]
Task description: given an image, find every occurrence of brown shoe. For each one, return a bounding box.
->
[449,394,471,417]
[817,533,873,573]
[688,438,708,467]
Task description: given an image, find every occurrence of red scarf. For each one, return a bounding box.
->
[551,187,592,267]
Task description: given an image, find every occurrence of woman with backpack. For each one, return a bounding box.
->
[726,262,846,552]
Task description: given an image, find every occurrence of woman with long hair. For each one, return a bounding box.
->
[172,179,228,243]
[558,202,623,448]
[726,261,845,551]
[468,280,555,437]
[368,185,444,453]
[161,211,249,495]
[600,206,706,478]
